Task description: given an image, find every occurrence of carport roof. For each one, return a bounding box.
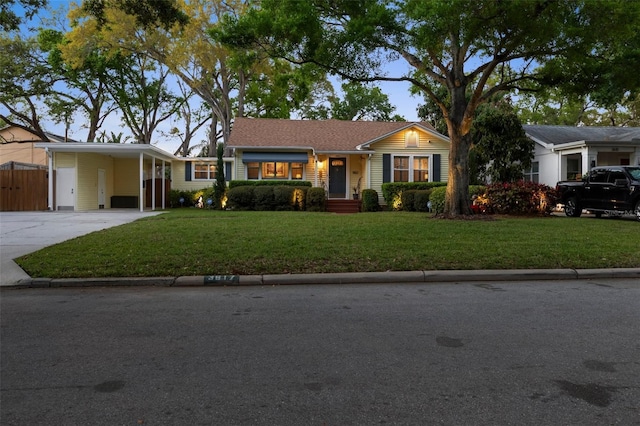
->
[34,142,176,162]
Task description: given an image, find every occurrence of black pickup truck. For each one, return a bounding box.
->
[556,166,640,220]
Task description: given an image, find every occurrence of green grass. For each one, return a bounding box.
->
[16,209,640,278]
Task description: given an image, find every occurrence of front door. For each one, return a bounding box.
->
[328,158,346,198]
[56,167,75,210]
[98,169,106,209]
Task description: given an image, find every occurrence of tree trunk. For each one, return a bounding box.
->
[442,82,473,217]
[444,128,472,217]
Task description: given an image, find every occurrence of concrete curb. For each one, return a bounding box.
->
[4,268,640,289]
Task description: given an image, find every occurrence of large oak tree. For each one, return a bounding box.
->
[219,0,640,216]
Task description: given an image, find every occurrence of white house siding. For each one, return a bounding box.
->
[369,130,449,205]
[532,143,560,187]
[76,153,114,211]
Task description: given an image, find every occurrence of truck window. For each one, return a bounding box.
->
[628,167,640,180]
[589,170,608,183]
[607,171,626,183]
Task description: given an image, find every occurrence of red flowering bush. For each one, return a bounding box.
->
[479,181,559,215]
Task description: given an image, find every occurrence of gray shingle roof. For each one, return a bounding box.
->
[228,117,438,151]
[524,125,640,145]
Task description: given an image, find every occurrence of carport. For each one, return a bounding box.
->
[35,143,174,212]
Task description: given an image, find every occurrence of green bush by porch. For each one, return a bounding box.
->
[382,182,447,210]
[227,185,315,211]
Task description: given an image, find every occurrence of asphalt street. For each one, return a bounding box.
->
[1,279,639,425]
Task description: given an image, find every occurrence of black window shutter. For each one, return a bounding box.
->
[225,162,231,181]
[433,154,441,182]
[382,154,391,183]
[185,161,192,181]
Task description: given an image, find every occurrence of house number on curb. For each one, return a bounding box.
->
[204,275,240,285]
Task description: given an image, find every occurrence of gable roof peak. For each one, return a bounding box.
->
[229,117,444,152]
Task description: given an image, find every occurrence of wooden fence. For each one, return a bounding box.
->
[0,169,49,211]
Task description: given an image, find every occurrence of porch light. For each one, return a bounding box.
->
[317,159,324,170]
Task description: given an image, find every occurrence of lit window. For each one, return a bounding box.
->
[405,130,419,147]
[262,162,289,179]
[392,155,432,182]
[194,162,216,180]
[291,163,304,180]
[413,157,429,182]
[247,161,305,180]
[394,156,409,182]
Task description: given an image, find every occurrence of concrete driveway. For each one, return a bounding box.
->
[0,210,164,286]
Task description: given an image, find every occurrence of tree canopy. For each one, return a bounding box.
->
[0,0,47,32]
[218,0,640,216]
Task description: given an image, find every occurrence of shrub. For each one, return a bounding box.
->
[273,186,295,211]
[481,181,558,215]
[201,187,217,208]
[306,187,326,212]
[429,186,492,214]
[229,180,312,189]
[413,189,433,212]
[292,186,308,211]
[253,186,275,211]
[381,182,447,210]
[169,189,199,207]
[226,186,254,210]
[429,187,447,214]
[401,190,417,212]
[361,189,380,212]
[469,185,487,198]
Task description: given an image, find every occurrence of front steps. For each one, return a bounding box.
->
[327,199,361,214]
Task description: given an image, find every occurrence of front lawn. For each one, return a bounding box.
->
[16,210,640,278]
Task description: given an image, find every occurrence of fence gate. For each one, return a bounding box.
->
[0,169,49,211]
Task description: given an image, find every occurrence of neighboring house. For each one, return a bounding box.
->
[227,118,450,204]
[0,125,70,168]
[524,125,640,187]
[35,118,450,211]
[1,126,75,211]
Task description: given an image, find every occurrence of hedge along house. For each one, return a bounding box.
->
[35,142,176,212]
[227,118,450,206]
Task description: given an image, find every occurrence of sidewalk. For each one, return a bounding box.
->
[7,268,640,289]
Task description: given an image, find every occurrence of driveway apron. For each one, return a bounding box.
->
[0,211,164,286]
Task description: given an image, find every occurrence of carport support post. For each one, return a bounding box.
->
[161,160,166,209]
[47,148,54,210]
[152,157,156,211]
[139,153,144,212]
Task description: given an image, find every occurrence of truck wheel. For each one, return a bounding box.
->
[564,197,582,217]
[635,201,640,222]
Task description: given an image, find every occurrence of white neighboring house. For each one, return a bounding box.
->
[523,125,640,187]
